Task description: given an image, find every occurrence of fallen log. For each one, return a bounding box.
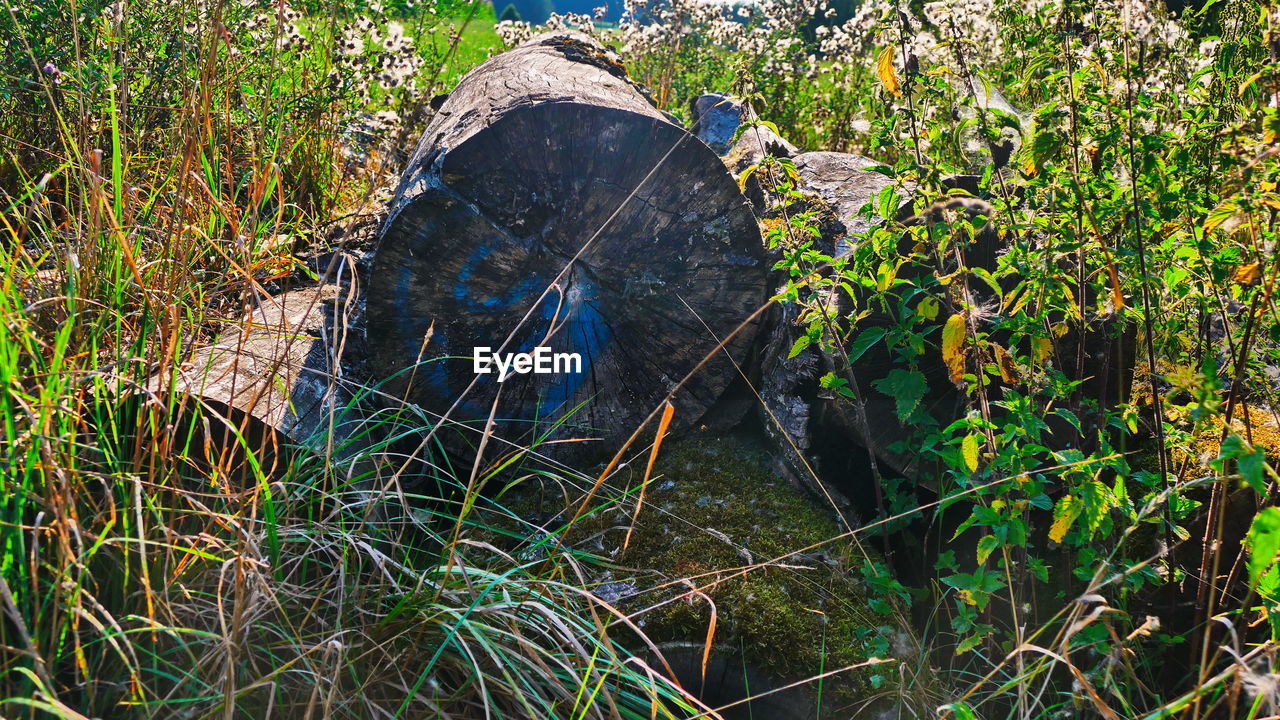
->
[366,34,767,459]
[743,143,1133,489]
[689,93,800,213]
[792,151,902,253]
[745,149,910,499]
[690,92,799,162]
[150,282,362,483]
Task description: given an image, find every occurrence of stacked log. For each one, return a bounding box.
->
[687,92,1133,488]
[151,280,361,483]
[159,48,1131,511]
[363,34,768,459]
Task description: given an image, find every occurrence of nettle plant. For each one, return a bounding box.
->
[756,0,1279,690]
[876,0,1280,690]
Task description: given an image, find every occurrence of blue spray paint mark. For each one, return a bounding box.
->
[535,277,611,420]
[453,241,544,314]
[425,242,619,427]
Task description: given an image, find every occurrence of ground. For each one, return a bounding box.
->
[481,430,930,714]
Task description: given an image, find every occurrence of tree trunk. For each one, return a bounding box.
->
[762,150,1134,486]
[367,34,767,460]
[153,282,359,482]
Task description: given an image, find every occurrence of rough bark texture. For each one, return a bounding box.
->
[367,35,767,459]
[756,150,911,497]
[691,92,798,161]
[155,282,361,479]
[793,151,901,253]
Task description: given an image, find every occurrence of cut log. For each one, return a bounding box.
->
[367,34,767,460]
[757,151,912,495]
[691,92,798,161]
[690,93,745,156]
[760,151,1134,489]
[151,282,362,482]
[792,151,904,254]
[689,93,799,212]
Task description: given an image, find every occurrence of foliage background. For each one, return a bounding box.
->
[3,0,1280,716]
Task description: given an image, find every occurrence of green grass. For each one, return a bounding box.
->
[0,5,707,717]
[5,0,1280,718]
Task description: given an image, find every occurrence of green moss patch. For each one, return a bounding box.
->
[492,432,916,705]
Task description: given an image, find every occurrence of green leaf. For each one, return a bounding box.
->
[1028,128,1065,170]
[1079,480,1118,536]
[962,433,981,473]
[1246,507,1280,598]
[916,296,940,320]
[1203,201,1240,235]
[940,701,978,720]
[847,327,887,364]
[1240,444,1267,494]
[1056,408,1081,432]
[1220,433,1269,493]
[969,267,1003,300]
[788,333,812,358]
[953,635,983,656]
[975,534,999,564]
[872,369,927,421]
[876,184,900,221]
[1029,493,1053,510]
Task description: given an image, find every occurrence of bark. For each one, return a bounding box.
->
[152,282,361,481]
[367,34,767,460]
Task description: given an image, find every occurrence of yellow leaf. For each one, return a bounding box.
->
[624,402,676,551]
[942,313,967,384]
[962,433,981,473]
[1239,71,1263,96]
[876,259,897,292]
[1049,495,1081,543]
[992,344,1019,383]
[1088,58,1108,84]
[877,45,901,97]
[1032,336,1053,363]
[1204,201,1241,235]
[1234,262,1262,286]
[917,296,940,320]
[1106,263,1125,311]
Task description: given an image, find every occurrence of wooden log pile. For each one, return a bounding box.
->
[158,35,1134,514]
[149,279,364,482]
[684,91,1133,494]
[363,33,768,459]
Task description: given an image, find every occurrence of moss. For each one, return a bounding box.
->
[497,432,910,704]
[1131,401,1280,475]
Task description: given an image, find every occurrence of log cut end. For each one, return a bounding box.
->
[368,35,766,459]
